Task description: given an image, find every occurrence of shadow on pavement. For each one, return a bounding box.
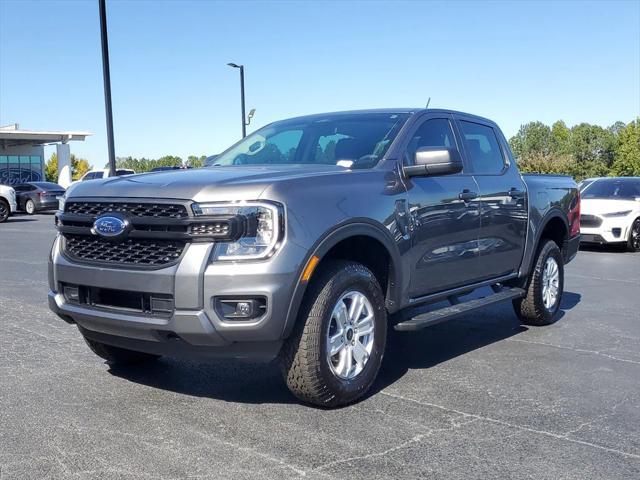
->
[6,217,39,223]
[109,292,581,406]
[579,243,627,253]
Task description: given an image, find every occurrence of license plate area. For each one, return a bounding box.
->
[61,283,174,317]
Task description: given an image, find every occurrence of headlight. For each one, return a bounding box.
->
[602,210,631,218]
[58,194,66,212]
[192,201,283,261]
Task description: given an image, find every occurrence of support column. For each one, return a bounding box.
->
[57,143,72,188]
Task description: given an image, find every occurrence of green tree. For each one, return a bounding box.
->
[568,123,615,166]
[45,153,92,182]
[550,120,570,155]
[44,153,58,182]
[611,120,640,176]
[509,121,552,159]
[115,155,183,173]
[186,155,206,168]
[71,155,91,180]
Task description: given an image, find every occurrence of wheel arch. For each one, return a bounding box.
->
[281,220,404,339]
[520,209,569,279]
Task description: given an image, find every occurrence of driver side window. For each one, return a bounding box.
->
[405,118,456,164]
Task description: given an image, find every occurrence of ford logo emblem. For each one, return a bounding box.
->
[92,215,128,238]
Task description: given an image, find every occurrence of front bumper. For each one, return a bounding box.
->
[580,217,632,244]
[48,235,307,361]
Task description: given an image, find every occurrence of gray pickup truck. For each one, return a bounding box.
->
[49,109,580,407]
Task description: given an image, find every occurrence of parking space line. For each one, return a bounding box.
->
[506,338,640,365]
[380,391,640,460]
[566,273,640,285]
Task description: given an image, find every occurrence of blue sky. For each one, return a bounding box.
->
[1,0,639,167]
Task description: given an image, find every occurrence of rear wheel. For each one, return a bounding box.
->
[627,218,640,252]
[280,260,387,407]
[25,199,36,215]
[0,199,9,223]
[513,239,564,326]
[83,336,160,365]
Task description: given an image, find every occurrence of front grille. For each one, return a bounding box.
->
[65,201,188,218]
[580,214,602,228]
[64,234,185,266]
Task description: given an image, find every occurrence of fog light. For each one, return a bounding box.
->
[612,228,621,238]
[215,297,266,320]
[236,302,253,317]
[64,285,79,303]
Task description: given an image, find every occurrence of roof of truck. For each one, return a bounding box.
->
[277,108,497,125]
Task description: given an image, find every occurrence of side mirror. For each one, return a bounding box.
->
[403,147,463,177]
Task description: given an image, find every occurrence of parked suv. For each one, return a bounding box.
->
[49,109,580,406]
[0,184,17,223]
[579,177,640,251]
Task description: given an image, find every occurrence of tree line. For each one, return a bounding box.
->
[114,155,207,172]
[508,119,639,180]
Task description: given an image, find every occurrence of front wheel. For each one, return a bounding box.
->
[25,199,36,215]
[513,239,564,326]
[627,218,640,252]
[280,260,387,407]
[0,200,9,223]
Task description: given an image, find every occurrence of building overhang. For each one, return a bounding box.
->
[0,124,92,148]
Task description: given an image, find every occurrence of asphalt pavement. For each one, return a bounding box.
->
[1,214,639,479]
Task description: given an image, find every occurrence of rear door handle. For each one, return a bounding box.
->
[459,189,478,202]
[508,188,526,199]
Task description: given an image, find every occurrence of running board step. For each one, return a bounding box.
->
[394,288,526,332]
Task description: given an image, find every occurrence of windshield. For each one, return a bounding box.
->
[582,178,640,200]
[211,112,410,169]
[578,179,595,192]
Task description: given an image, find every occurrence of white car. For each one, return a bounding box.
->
[0,184,17,223]
[580,177,640,252]
[80,168,135,181]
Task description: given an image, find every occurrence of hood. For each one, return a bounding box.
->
[581,198,640,215]
[66,165,351,202]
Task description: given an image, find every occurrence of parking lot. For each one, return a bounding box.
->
[1,213,639,479]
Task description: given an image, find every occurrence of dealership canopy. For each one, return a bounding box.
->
[0,124,92,187]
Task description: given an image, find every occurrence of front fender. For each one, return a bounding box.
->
[280,219,405,339]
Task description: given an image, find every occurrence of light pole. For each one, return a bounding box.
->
[227,63,247,138]
[99,0,116,176]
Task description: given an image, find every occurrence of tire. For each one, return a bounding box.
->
[280,260,387,407]
[0,199,8,223]
[627,218,640,252]
[25,199,36,215]
[513,239,564,326]
[83,336,160,365]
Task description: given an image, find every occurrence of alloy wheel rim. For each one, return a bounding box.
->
[542,257,560,310]
[327,291,375,380]
[26,201,34,214]
[0,203,7,220]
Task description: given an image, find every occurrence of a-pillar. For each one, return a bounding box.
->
[57,143,72,188]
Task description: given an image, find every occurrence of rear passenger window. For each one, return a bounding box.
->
[459,121,505,174]
[405,118,456,163]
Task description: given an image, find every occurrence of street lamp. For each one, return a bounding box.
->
[227,63,248,138]
[99,0,116,176]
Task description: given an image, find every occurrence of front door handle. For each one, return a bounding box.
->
[459,189,478,202]
[508,188,526,199]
